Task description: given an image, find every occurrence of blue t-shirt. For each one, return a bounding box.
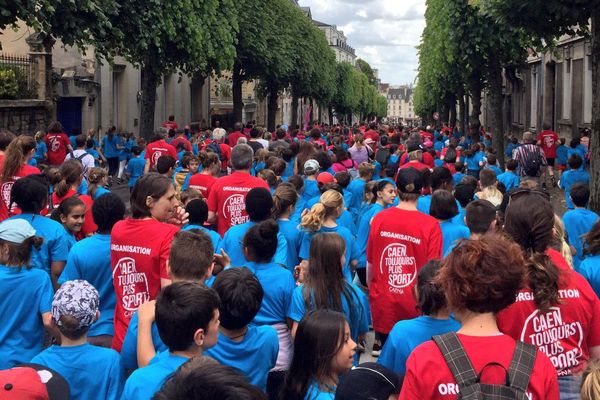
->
[578,255,600,299]
[0,265,53,369]
[181,224,223,254]
[302,180,320,202]
[356,203,384,269]
[556,145,569,165]
[299,225,359,282]
[288,283,369,347]
[223,221,288,267]
[127,157,146,188]
[58,234,115,337]
[31,343,124,400]
[505,142,520,158]
[465,151,484,171]
[378,316,461,375]
[102,135,121,158]
[278,219,302,270]
[453,172,466,186]
[121,352,188,400]
[244,262,295,326]
[8,214,69,274]
[560,169,590,209]
[417,196,463,225]
[485,165,503,177]
[563,208,599,269]
[497,171,520,191]
[35,141,47,162]
[440,220,471,257]
[337,209,357,236]
[120,313,168,371]
[205,325,278,391]
[347,178,367,216]
[93,186,111,200]
[434,140,445,152]
[282,157,295,180]
[305,382,335,400]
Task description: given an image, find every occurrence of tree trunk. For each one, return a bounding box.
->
[590,8,600,213]
[291,88,299,129]
[488,60,505,168]
[448,94,457,129]
[139,62,159,142]
[232,63,243,124]
[328,105,333,126]
[267,88,279,132]
[469,81,483,143]
[458,91,466,134]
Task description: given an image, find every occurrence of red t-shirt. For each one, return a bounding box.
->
[207,172,269,236]
[537,130,559,159]
[421,130,434,142]
[367,207,442,333]
[170,136,192,153]
[400,334,559,400]
[400,151,434,168]
[497,254,600,376]
[145,140,178,170]
[110,218,179,351]
[227,131,248,147]
[399,161,430,172]
[364,129,380,144]
[188,174,217,199]
[161,121,179,131]
[0,164,40,221]
[45,133,71,165]
[49,189,97,236]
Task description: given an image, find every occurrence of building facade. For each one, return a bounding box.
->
[313,20,357,66]
[384,85,416,124]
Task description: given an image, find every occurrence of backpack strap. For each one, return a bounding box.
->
[433,332,479,389]
[507,341,537,393]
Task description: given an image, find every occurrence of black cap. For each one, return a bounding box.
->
[396,167,424,194]
[335,362,402,400]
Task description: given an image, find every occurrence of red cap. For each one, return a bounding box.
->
[0,368,48,400]
[317,172,336,185]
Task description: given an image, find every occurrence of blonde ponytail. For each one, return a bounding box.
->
[300,189,343,232]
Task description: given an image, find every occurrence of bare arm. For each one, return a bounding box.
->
[50,261,66,291]
[137,300,157,368]
[207,211,217,225]
[144,158,150,175]
[366,261,373,286]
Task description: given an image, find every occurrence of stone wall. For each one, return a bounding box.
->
[0,99,51,135]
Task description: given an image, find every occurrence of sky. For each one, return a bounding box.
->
[300,0,425,86]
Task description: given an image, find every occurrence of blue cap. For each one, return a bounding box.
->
[0,219,36,244]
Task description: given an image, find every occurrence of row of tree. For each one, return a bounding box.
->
[2,0,387,134]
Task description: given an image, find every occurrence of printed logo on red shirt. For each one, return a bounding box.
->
[151,150,164,167]
[1,181,12,210]
[543,136,555,149]
[520,301,583,376]
[49,135,61,152]
[113,256,151,318]
[222,193,247,226]
[379,241,417,293]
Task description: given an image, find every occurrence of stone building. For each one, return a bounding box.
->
[313,20,357,66]
[385,85,417,124]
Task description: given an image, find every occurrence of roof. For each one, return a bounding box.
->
[388,87,414,100]
[313,19,331,27]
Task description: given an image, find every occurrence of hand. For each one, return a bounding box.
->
[167,205,189,226]
[294,260,308,285]
[214,248,231,271]
[137,300,156,325]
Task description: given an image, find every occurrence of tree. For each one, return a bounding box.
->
[356,59,377,86]
[474,0,600,211]
[332,62,358,123]
[112,0,237,140]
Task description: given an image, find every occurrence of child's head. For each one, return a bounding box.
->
[453,182,476,209]
[182,154,200,174]
[584,220,600,257]
[0,219,43,267]
[169,230,215,282]
[430,166,453,191]
[87,167,108,198]
[257,169,280,189]
[283,310,355,399]
[335,362,401,400]
[395,167,423,203]
[465,199,497,235]
[581,361,600,400]
[301,189,344,232]
[52,280,99,340]
[570,183,590,208]
[307,232,345,284]
[567,153,583,170]
[55,160,84,198]
[454,161,465,173]
[242,220,279,263]
[10,175,48,213]
[265,157,286,177]
[416,260,447,316]
[372,180,396,206]
[286,175,304,193]
[358,162,375,179]
[364,181,378,204]
[430,189,459,221]
[157,155,177,176]
[505,159,518,171]
[303,159,320,177]
[212,268,263,330]
[271,183,298,220]
[180,188,203,205]
[92,193,125,234]
[51,196,86,234]
[155,282,221,352]
[486,154,497,166]
[479,169,497,189]
[245,187,273,222]
[334,172,351,189]
[185,199,209,226]
[131,145,142,156]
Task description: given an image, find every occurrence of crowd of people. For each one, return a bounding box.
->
[0,117,599,400]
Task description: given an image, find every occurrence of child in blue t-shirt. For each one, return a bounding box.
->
[483,153,502,177]
[555,137,568,177]
[378,260,460,374]
[31,280,124,400]
[205,268,278,392]
[181,199,223,254]
[562,184,599,269]
[58,193,125,347]
[429,190,470,256]
[121,282,221,400]
[0,219,53,369]
[273,184,302,271]
[126,146,146,191]
[559,154,590,210]
[497,159,520,192]
[578,220,600,298]
[50,196,86,252]
[120,229,218,371]
[34,131,48,165]
[452,161,466,186]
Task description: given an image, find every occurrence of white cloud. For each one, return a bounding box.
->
[300,0,425,85]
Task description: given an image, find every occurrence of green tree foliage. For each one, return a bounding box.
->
[112,0,237,139]
[331,63,386,122]
[356,58,377,86]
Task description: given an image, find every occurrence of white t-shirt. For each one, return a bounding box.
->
[65,149,95,177]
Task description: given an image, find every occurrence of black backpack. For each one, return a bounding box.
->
[433,332,536,400]
[375,147,391,166]
[522,146,542,177]
[207,141,224,162]
[445,147,457,163]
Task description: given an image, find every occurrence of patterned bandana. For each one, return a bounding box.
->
[52,280,99,329]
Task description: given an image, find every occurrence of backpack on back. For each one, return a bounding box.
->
[433,332,536,400]
[207,142,224,162]
[375,147,391,166]
[522,146,542,177]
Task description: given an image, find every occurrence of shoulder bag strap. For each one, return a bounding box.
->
[507,341,537,394]
[433,332,479,389]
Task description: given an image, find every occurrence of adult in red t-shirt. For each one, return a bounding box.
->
[536,123,560,183]
[367,167,442,351]
[144,132,178,173]
[400,234,559,400]
[207,144,269,236]
[110,173,185,351]
[200,137,231,173]
[0,135,40,221]
[161,115,178,132]
[45,121,73,166]
[364,126,380,151]
[499,191,600,380]
[169,132,192,153]
[400,143,435,168]
[188,152,221,199]
[226,122,249,147]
